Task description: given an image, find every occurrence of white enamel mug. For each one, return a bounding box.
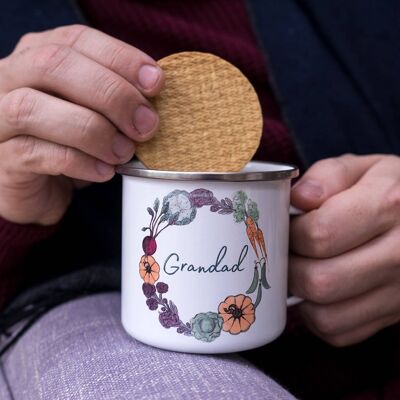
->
[117,161,299,354]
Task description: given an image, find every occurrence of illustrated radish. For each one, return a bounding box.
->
[143,236,157,256]
[141,191,195,257]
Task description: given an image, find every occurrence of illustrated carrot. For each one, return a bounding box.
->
[246,225,259,258]
[256,228,267,260]
[245,217,259,258]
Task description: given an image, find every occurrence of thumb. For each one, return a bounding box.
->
[291,154,381,211]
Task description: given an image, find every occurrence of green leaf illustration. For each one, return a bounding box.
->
[232,191,248,222]
[159,214,169,223]
[247,199,259,222]
[161,202,169,215]
[233,204,246,223]
[233,190,247,208]
[154,198,160,213]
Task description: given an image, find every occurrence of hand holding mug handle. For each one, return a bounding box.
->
[286,205,304,307]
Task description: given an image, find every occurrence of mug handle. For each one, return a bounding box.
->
[286,205,305,307]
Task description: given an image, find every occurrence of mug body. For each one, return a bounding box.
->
[119,161,298,353]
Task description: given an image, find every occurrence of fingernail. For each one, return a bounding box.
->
[112,134,135,160]
[96,160,114,176]
[292,180,323,198]
[133,105,158,136]
[138,65,161,90]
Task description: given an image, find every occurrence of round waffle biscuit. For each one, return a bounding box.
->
[135,52,263,172]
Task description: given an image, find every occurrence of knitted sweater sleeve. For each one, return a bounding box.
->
[0,217,57,309]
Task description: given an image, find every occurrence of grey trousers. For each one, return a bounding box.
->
[0,293,295,400]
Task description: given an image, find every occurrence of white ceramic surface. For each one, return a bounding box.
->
[120,161,298,353]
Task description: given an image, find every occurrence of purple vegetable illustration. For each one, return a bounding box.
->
[142,235,157,256]
[141,190,197,255]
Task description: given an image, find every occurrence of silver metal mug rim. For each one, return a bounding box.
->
[116,160,299,182]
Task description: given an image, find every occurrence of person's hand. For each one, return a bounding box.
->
[289,154,400,347]
[0,25,164,225]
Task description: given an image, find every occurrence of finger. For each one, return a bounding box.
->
[0,173,75,226]
[306,312,398,347]
[299,284,400,340]
[0,87,136,162]
[15,25,164,96]
[0,88,136,165]
[289,226,400,304]
[0,135,115,182]
[2,45,159,141]
[291,154,382,211]
[290,173,397,258]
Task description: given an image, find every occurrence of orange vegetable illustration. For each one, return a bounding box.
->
[218,294,255,334]
[256,227,267,261]
[245,216,267,260]
[139,255,160,284]
[245,216,259,258]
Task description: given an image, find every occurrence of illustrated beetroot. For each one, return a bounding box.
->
[143,236,157,256]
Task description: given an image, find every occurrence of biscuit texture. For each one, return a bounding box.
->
[136,52,263,172]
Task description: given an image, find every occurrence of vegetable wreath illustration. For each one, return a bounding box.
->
[138,189,270,342]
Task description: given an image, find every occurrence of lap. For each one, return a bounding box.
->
[0,293,295,400]
[0,363,12,400]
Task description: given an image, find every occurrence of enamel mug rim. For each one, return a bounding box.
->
[116,160,299,181]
